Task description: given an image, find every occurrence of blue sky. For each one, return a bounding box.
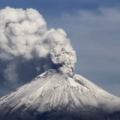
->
[0,0,120,97]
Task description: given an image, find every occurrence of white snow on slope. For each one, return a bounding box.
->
[0,69,120,115]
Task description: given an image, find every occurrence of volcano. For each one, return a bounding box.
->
[0,69,120,120]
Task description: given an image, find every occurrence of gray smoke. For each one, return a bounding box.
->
[0,7,76,85]
[3,62,18,83]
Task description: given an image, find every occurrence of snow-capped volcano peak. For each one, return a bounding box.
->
[0,69,120,120]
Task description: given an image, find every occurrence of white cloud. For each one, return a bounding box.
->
[0,7,76,85]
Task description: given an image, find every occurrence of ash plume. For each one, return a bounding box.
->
[0,7,76,86]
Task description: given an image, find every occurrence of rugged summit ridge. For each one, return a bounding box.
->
[0,69,120,120]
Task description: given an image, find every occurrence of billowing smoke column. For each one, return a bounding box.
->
[0,7,76,85]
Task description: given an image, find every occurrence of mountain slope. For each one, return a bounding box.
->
[0,69,120,120]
